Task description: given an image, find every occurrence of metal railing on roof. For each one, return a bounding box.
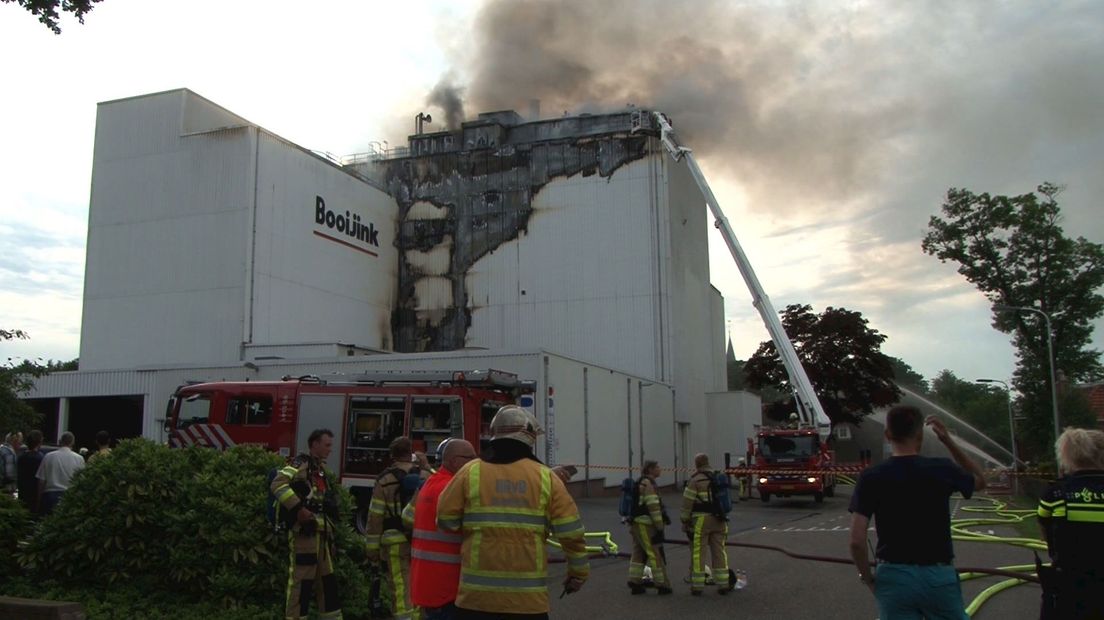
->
[341,145,411,166]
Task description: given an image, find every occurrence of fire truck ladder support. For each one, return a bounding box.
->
[642,111,831,441]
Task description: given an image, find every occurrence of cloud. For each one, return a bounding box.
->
[0,221,85,298]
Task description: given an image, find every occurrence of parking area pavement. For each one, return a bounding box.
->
[543,485,1042,619]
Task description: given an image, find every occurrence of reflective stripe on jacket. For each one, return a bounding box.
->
[269,455,335,534]
[410,468,463,608]
[1038,471,1104,572]
[633,477,665,526]
[680,471,712,522]
[436,459,590,614]
[365,462,429,552]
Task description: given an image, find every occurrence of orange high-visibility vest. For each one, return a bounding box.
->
[410,468,463,608]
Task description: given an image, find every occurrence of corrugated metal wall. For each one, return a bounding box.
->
[81,90,400,371]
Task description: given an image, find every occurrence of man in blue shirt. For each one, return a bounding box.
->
[848,405,986,620]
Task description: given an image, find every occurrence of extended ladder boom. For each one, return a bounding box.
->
[650,112,831,439]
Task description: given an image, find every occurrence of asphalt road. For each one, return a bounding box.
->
[543,485,1043,619]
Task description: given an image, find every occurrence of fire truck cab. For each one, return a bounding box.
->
[753,426,836,504]
[165,369,534,530]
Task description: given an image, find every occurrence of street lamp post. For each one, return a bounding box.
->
[976,378,1020,494]
[995,304,1061,457]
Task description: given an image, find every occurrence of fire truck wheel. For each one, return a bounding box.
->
[814,492,824,504]
[760,492,770,503]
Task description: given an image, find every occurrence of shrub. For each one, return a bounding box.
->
[17,439,374,618]
[0,492,33,585]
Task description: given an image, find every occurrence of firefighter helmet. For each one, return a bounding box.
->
[489,405,543,449]
[435,437,452,464]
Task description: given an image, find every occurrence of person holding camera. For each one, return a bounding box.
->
[271,428,342,620]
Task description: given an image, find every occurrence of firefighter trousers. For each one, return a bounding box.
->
[628,522,670,588]
[383,539,418,620]
[689,514,729,592]
[285,528,343,620]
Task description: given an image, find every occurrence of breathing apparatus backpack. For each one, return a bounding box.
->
[708,471,733,518]
[381,465,424,531]
[691,470,732,519]
[618,477,649,522]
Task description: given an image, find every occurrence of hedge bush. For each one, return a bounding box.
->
[0,492,33,584]
[13,439,374,619]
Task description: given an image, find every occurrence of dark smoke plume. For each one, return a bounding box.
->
[455,0,917,212]
[427,0,1104,233]
[428,78,466,131]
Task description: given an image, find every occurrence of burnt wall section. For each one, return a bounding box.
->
[382,121,653,352]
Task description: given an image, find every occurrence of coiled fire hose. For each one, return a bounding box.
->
[546,495,1045,617]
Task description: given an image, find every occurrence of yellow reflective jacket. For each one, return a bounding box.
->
[680,470,713,523]
[436,458,590,614]
[365,462,430,552]
[270,454,337,534]
[633,476,666,526]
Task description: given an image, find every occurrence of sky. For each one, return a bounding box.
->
[1,0,1102,388]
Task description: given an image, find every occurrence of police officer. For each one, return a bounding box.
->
[681,453,731,596]
[270,428,342,620]
[1038,428,1104,619]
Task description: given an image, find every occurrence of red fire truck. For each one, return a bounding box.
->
[752,426,837,504]
[165,369,534,528]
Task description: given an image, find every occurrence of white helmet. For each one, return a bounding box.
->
[490,405,543,450]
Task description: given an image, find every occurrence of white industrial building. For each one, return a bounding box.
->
[26,89,759,490]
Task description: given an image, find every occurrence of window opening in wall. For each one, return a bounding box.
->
[345,396,405,476]
[410,397,461,459]
[225,397,273,426]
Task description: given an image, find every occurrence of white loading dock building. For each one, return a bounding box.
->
[26,89,757,490]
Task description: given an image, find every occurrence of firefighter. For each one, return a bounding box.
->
[627,459,672,595]
[366,437,430,620]
[401,438,477,619]
[437,405,590,618]
[681,453,732,596]
[271,428,343,620]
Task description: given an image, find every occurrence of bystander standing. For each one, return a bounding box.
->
[16,430,44,514]
[0,431,22,495]
[36,431,86,516]
[848,406,985,620]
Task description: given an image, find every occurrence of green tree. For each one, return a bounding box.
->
[743,304,901,425]
[2,0,103,34]
[889,356,929,394]
[929,370,1012,453]
[922,183,1104,459]
[0,329,44,434]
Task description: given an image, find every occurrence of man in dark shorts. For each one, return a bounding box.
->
[848,405,986,619]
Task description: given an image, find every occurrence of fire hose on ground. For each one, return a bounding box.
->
[545,495,1045,617]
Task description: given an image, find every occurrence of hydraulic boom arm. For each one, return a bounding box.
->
[649,112,831,439]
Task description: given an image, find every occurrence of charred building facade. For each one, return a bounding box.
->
[351,110,725,396]
[29,91,734,486]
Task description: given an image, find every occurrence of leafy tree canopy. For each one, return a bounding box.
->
[2,0,103,34]
[888,356,929,394]
[922,182,1104,457]
[1,329,44,434]
[743,304,901,425]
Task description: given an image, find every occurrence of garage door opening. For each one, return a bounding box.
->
[67,395,144,452]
